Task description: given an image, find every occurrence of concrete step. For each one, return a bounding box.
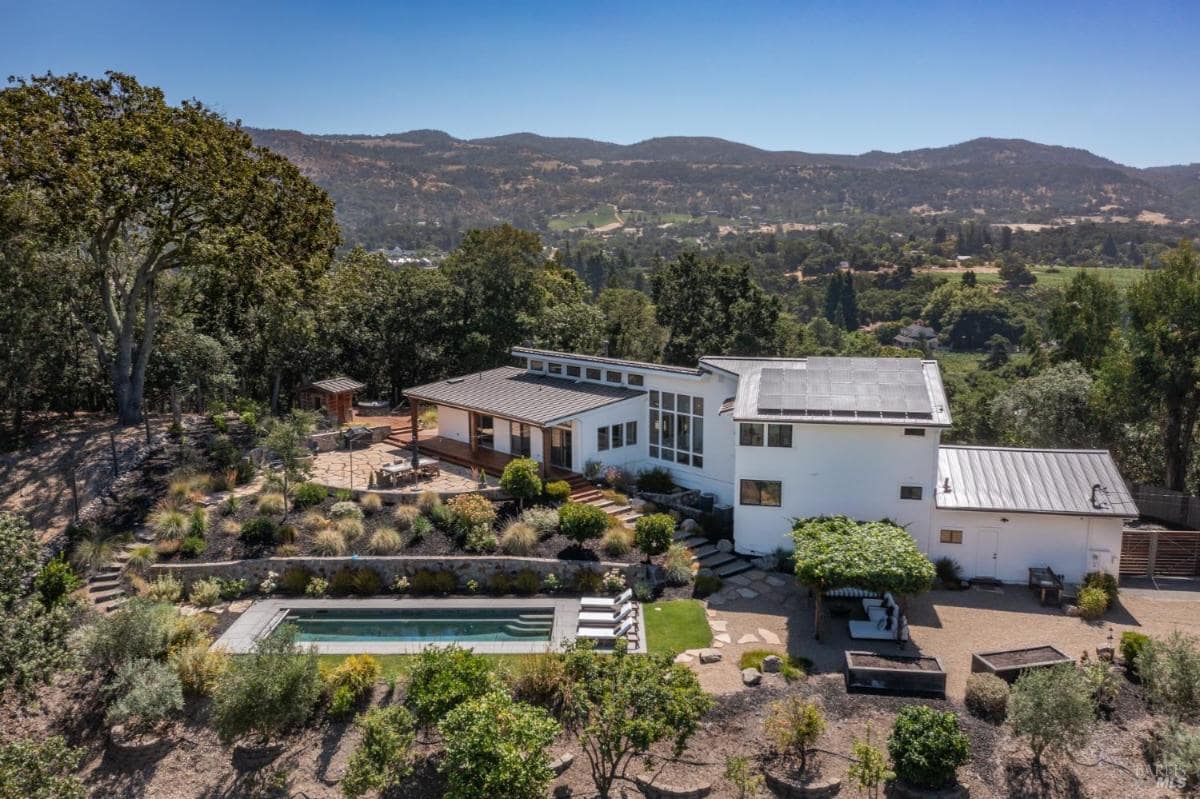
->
[89,586,125,602]
[97,596,128,614]
[682,535,709,548]
[699,552,738,570]
[716,560,754,579]
[88,578,122,591]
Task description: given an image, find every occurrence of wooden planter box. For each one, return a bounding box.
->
[844,651,946,698]
[970,644,1073,684]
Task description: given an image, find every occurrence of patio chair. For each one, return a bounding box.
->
[862,591,897,614]
[849,614,909,642]
[578,602,634,626]
[577,618,634,640]
[867,601,898,624]
[580,588,633,610]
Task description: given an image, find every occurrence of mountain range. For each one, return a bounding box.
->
[246,128,1200,246]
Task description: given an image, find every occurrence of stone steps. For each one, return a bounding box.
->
[715,559,754,578]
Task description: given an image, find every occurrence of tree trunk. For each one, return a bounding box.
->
[271,371,282,415]
[1163,402,1188,492]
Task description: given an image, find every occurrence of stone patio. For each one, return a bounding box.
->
[307,441,497,496]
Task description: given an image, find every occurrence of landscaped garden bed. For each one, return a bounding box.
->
[845,650,947,698]
[970,644,1073,683]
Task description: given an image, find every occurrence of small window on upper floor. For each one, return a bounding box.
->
[513,356,528,368]
[739,423,764,446]
[548,362,562,375]
[529,360,544,371]
[586,367,601,380]
[767,424,793,448]
[566,365,581,378]
[900,485,923,501]
[606,370,622,383]
[904,428,926,437]
[628,374,644,386]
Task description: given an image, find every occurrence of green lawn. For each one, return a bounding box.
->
[547,204,621,231]
[923,264,1148,290]
[643,599,712,655]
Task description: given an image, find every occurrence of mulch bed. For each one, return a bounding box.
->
[982,645,1069,669]
[851,652,943,671]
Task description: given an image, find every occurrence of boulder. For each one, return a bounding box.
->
[550,752,575,776]
[698,648,723,664]
[680,518,700,533]
[762,655,782,673]
[741,668,762,686]
[629,498,648,511]
[764,771,843,798]
[716,539,733,553]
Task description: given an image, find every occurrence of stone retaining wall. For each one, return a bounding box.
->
[308,425,392,453]
[151,554,643,590]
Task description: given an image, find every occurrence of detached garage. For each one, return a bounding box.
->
[929,446,1138,584]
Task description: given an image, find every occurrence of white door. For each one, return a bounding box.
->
[975,528,1000,579]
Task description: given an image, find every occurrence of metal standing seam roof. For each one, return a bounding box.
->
[307,377,366,393]
[512,347,704,376]
[403,367,645,426]
[721,357,952,427]
[936,445,1138,518]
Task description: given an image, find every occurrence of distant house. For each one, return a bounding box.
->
[300,377,365,425]
[404,348,1136,582]
[894,323,940,350]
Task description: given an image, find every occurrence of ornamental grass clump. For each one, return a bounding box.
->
[500,520,538,556]
[393,504,422,530]
[600,527,633,556]
[367,527,403,554]
[256,492,286,516]
[521,506,559,537]
[311,528,348,556]
[662,543,694,585]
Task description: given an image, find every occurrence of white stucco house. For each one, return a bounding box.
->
[404,347,1137,584]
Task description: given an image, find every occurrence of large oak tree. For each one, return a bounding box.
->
[0,72,338,424]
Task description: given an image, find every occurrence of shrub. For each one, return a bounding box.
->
[216,577,247,599]
[847,726,895,799]
[693,573,722,598]
[724,754,765,799]
[311,528,348,556]
[188,506,209,537]
[464,525,498,552]
[571,569,603,594]
[125,544,157,574]
[521,506,560,537]
[633,579,654,602]
[104,658,184,730]
[410,514,434,542]
[322,654,380,716]
[416,490,442,514]
[583,459,603,481]
[1083,570,1118,607]
[392,504,422,530]
[1082,659,1121,712]
[411,569,457,595]
[888,706,970,789]
[367,527,403,554]
[291,482,327,508]
[508,654,572,717]
[634,513,675,559]
[965,673,1009,722]
[765,696,825,774]
[330,501,363,521]
[219,494,241,516]
[212,625,322,744]
[487,572,512,595]
[143,575,182,603]
[170,640,229,697]
[257,492,286,515]
[35,557,80,607]
[278,566,314,595]
[1139,632,1200,720]
[428,502,455,531]
[541,573,562,594]
[359,493,383,515]
[328,566,358,596]
[601,527,633,556]
[305,577,328,597]
[353,567,383,596]
[239,515,279,548]
[543,480,571,503]
[439,691,560,799]
[149,506,189,541]
[1077,586,1109,620]
[341,705,416,799]
[500,458,543,506]
[934,556,963,586]
[80,600,178,670]
[1150,720,1200,791]
[180,536,206,558]
[636,466,674,493]
[1009,664,1095,766]
[188,578,222,608]
[448,493,497,532]
[0,736,86,799]
[513,569,540,596]
[1121,630,1151,679]
[558,502,609,545]
[662,543,694,585]
[404,645,499,727]
[500,520,539,555]
[602,568,626,593]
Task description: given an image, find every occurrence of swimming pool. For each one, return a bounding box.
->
[283,606,555,643]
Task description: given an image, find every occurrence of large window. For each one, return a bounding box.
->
[625,421,637,445]
[510,423,531,457]
[740,479,782,507]
[473,414,495,449]
[650,390,704,468]
[739,423,764,446]
[767,424,793,448]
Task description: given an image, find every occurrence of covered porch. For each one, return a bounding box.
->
[399,432,582,485]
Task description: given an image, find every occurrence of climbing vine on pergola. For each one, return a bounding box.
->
[791,516,936,638]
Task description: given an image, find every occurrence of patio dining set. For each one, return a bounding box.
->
[372,456,441,488]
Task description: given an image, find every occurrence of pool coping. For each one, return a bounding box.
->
[214,597,588,655]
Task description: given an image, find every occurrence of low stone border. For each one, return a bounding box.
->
[151,554,641,590]
[889,782,968,799]
[764,771,842,798]
[550,752,575,776]
[635,774,714,799]
[319,484,508,504]
[105,726,172,768]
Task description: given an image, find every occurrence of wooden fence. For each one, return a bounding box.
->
[1133,484,1200,529]
[1121,528,1200,577]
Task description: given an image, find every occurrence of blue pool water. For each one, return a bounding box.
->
[282,607,555,643]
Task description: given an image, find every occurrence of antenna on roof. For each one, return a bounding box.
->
[1090,483,1108,509]
[942,478,951,493]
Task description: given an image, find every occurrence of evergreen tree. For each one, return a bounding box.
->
[841,273,859,330]
[1101,233,1119,259]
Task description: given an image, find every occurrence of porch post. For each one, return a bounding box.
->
[535,425,548,478]
[469,412,479,456]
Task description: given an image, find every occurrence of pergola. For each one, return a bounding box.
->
[299,377,365,425]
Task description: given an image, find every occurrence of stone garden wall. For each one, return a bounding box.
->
[308,425,392,453]
[151,554,643,590]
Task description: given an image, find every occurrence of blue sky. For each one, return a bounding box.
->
[5,0,1198,166]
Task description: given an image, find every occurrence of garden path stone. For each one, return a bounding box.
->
[714,633,732,644]
[737,633,760,644]
[709,620,728,632]
[736,588,759,599]
[758,628,781,645]
[765,575,787,587]
[674,653,694,664]
[741,668,762,686]
[698,648,723,664]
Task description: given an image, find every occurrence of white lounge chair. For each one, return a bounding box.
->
[580,589,633,610]
[867,602,898,624]
[578,602,633,626]
[849,615,908,642]
[862,592,897,614]
[576,618,634,640]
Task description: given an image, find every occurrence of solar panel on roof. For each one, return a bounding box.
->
[755,362,934,420]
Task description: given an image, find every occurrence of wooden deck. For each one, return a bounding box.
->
[383,432,582,485]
